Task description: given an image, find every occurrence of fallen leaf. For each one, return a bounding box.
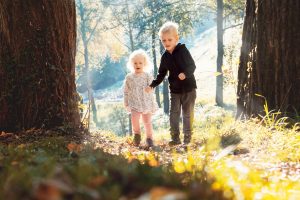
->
[88,176,106,188]
[137,187,187,200]
[67,143,83,153]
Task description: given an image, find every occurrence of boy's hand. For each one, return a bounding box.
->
[125,106,131,112]
[178,73,186,80]
[145,86,153,93]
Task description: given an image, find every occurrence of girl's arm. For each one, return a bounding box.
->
[145,73,154,93]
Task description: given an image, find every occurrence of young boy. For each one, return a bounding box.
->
[146,21,197,145]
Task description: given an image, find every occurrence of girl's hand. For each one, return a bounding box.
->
[125,106,131,112]
[145,86,153,93]
[178,73,186,80]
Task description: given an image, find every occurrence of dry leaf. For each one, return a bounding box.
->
[67,143,83,153]
[88,176,106,188]
[137,187,187,200]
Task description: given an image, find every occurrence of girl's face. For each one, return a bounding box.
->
[132,55,146,74]
[160,31,179,53]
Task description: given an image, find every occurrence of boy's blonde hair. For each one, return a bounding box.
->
[158,21,179,39]
[127,49,152,73]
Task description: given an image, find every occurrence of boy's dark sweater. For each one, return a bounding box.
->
[150,43,197,93]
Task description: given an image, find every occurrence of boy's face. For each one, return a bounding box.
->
[160,32,179,53]
[132,55,146,74]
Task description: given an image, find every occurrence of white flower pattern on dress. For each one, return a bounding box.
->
[124,72,158,114]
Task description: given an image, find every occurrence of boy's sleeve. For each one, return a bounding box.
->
[147,73,154,85]
[182,46,196,78]
[124,76,129,106]
[149,56,168,88]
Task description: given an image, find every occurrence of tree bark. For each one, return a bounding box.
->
[152,29,161,108]
[216,0,224,106]
[237,0,300,118]
[0,0,80,131]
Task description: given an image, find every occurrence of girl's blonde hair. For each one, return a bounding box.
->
[158,21,179,39]
[126,49,152,73]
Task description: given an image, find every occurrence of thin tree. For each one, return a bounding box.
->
[236,0,300,118]
[106,0,137,51]
[212,0,245,106]
[76,0,104,127]
[0,0,80,131]
[216,0,224,106]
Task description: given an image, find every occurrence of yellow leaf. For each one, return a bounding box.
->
[174,160,186,173]
[211,182,222,191]
[148,159,159,167]
[137,153,145,163]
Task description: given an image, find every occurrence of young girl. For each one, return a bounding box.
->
[124,49,158,147]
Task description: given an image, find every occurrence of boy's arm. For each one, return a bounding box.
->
[149,57,168,88]
[181,46,196,78]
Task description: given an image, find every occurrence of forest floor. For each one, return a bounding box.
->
[1,106,300,200]
[91,131,300,180]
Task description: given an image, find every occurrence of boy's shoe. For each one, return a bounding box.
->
[168,139,181,146]
[133,134,141,146]
[184,135,191,145]
[183,139,191,145]
[146,138,154,147]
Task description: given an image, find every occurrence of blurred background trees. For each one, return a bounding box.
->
[74,0,246,132]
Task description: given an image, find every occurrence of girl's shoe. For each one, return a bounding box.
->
[146,138,154,147]
[133,134,141,146]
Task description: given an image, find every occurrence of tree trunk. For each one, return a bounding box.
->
[216,0,224,106]
[152,29,161,108]
[0,0,80,131]
[160,42,169,115]
[77,0,99,127]
[125,0,134,51]
[163,79,170,114]
[237,0,300,118]
[83,42,99,127]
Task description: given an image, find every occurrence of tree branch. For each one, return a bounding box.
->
[223,22,243,31]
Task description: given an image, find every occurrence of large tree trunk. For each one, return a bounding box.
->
[237,0,300,118]
[0,0,80,131]
[216,0,224,107]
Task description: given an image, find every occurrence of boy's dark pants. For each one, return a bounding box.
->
[169,89,196,143]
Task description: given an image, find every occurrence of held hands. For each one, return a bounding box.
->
[178,73,186,80]
[145,86,153,93]
[125,106,131,113]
